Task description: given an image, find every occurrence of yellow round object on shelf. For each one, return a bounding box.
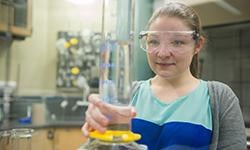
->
[72,80,77,86]
[71,67,80,75]
[70,38,78,45]
[64,42,70,48]
[89,130,141,142]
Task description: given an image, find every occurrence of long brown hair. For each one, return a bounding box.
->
[147,2,203,77]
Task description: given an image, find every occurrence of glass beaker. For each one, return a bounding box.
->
[0,130,11,150]
[0,128,33,150]
[10,128,33,150]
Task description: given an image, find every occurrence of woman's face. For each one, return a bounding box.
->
[146,16,201,79]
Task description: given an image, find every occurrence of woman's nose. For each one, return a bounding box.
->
[156,43,171,57]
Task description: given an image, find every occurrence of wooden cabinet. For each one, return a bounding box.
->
[54,128,87,150]
[31,127,86,150]
[0,0,32,37]
[0,127,86,150]
[31,128,54,150]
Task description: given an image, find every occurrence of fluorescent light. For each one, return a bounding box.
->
[65,0,95,5]
[161,0,241,15]
[164,0,217,6]
[215,0,241,15]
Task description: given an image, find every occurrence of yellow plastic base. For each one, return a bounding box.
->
[89,130,141,143]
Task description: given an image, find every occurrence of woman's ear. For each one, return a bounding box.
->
[194,36,205,54]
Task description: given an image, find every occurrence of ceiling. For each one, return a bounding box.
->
[154,0,250,27]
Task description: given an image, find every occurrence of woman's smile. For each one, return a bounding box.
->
[155,62,175,68]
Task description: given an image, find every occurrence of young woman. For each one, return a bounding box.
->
[82,2,246,150]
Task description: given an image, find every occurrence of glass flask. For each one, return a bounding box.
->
[0,128,33,150]
[79,0,147,149]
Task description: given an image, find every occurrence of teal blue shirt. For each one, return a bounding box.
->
[131,80,212,150]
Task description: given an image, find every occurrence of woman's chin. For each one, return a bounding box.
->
[155,71,176,79]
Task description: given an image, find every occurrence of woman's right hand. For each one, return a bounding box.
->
[81,94,136,137]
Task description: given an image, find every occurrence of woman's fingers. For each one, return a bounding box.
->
[93,102,135,124]
[130,106,137,118]
[81,123,93,137]
[96,101,136,118]
[84,93,137,133]
[88,94,102,104]
[88,94,136,118]
[86,97,110,126]
[85,107,107,133]
[90,106,109,126]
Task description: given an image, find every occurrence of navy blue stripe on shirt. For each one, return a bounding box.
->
[132,118,212,150]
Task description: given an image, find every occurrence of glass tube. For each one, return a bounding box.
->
[99,0,134,131]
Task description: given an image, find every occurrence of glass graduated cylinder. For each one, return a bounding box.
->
[99,39,133,129]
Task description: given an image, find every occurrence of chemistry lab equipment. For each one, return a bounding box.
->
[78,0,146,149]
[0,128,33,150]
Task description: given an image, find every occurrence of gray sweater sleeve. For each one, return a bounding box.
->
[208,81,247,150]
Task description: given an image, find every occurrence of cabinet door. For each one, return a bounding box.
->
[0,0,9,32]
[54,128,87,150]
[9,0,32,37]
[31,128,54,150]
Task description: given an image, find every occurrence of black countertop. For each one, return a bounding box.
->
[0,95,87,131]
[0,119,84,131]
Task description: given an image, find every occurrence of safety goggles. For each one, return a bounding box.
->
[138,31,199,53]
